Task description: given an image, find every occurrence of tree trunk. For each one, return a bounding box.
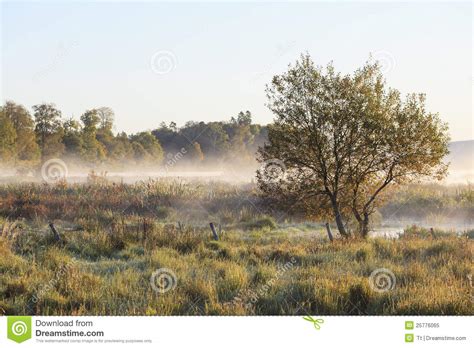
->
[353,208,370,238]
[360,212,370,238]
[325,222,334,242]
[330,197,348,237]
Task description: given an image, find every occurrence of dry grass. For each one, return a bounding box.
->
[0,181,472,315]
[0,221,472,315]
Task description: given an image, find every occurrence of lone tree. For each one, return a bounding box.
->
[257,54,449,238]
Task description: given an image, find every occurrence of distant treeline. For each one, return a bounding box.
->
[0,101,268,169]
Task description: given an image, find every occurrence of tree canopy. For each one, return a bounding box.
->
[0,102,266,171]
[257,54,450,237]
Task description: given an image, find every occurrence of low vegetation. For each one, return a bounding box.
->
[0,180,472,315]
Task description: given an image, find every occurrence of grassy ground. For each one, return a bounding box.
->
[0,180,473,315]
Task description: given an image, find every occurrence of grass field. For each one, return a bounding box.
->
[0,180,473,315]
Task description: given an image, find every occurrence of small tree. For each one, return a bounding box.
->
[3,101,40,164]
[63,117,83,158]
[33,103,65,159]
[189,141,205,163]
[0,109,17,162]
[80,109,106,163]
[97,106,115,132]
[257,54,449,238]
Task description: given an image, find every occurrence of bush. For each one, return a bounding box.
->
[242,216,277,231]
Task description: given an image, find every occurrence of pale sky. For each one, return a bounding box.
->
[1,1,472,140]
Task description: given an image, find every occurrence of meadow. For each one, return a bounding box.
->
[0,179,473,315]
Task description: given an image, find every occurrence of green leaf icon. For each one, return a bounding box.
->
[7,316,32,343]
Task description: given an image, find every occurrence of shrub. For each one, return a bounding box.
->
[242,216,277,231]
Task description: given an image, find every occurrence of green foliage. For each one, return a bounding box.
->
[33,103,65,159]
[79,109,106,163]
[2,102,267,169]
[0,111,17,162]
[2,101,40,164]
[130,132,164,163]
[0,102,41,166]
[258,54,450,238]
[62,118,83,157]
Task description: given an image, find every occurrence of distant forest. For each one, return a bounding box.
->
[0,101,268,169]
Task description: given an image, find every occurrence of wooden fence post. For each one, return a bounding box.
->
[48,222,61,242]
[209,222,219,241]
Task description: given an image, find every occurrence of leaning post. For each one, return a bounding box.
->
[209,222,219,241]
[48,222,62,242]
